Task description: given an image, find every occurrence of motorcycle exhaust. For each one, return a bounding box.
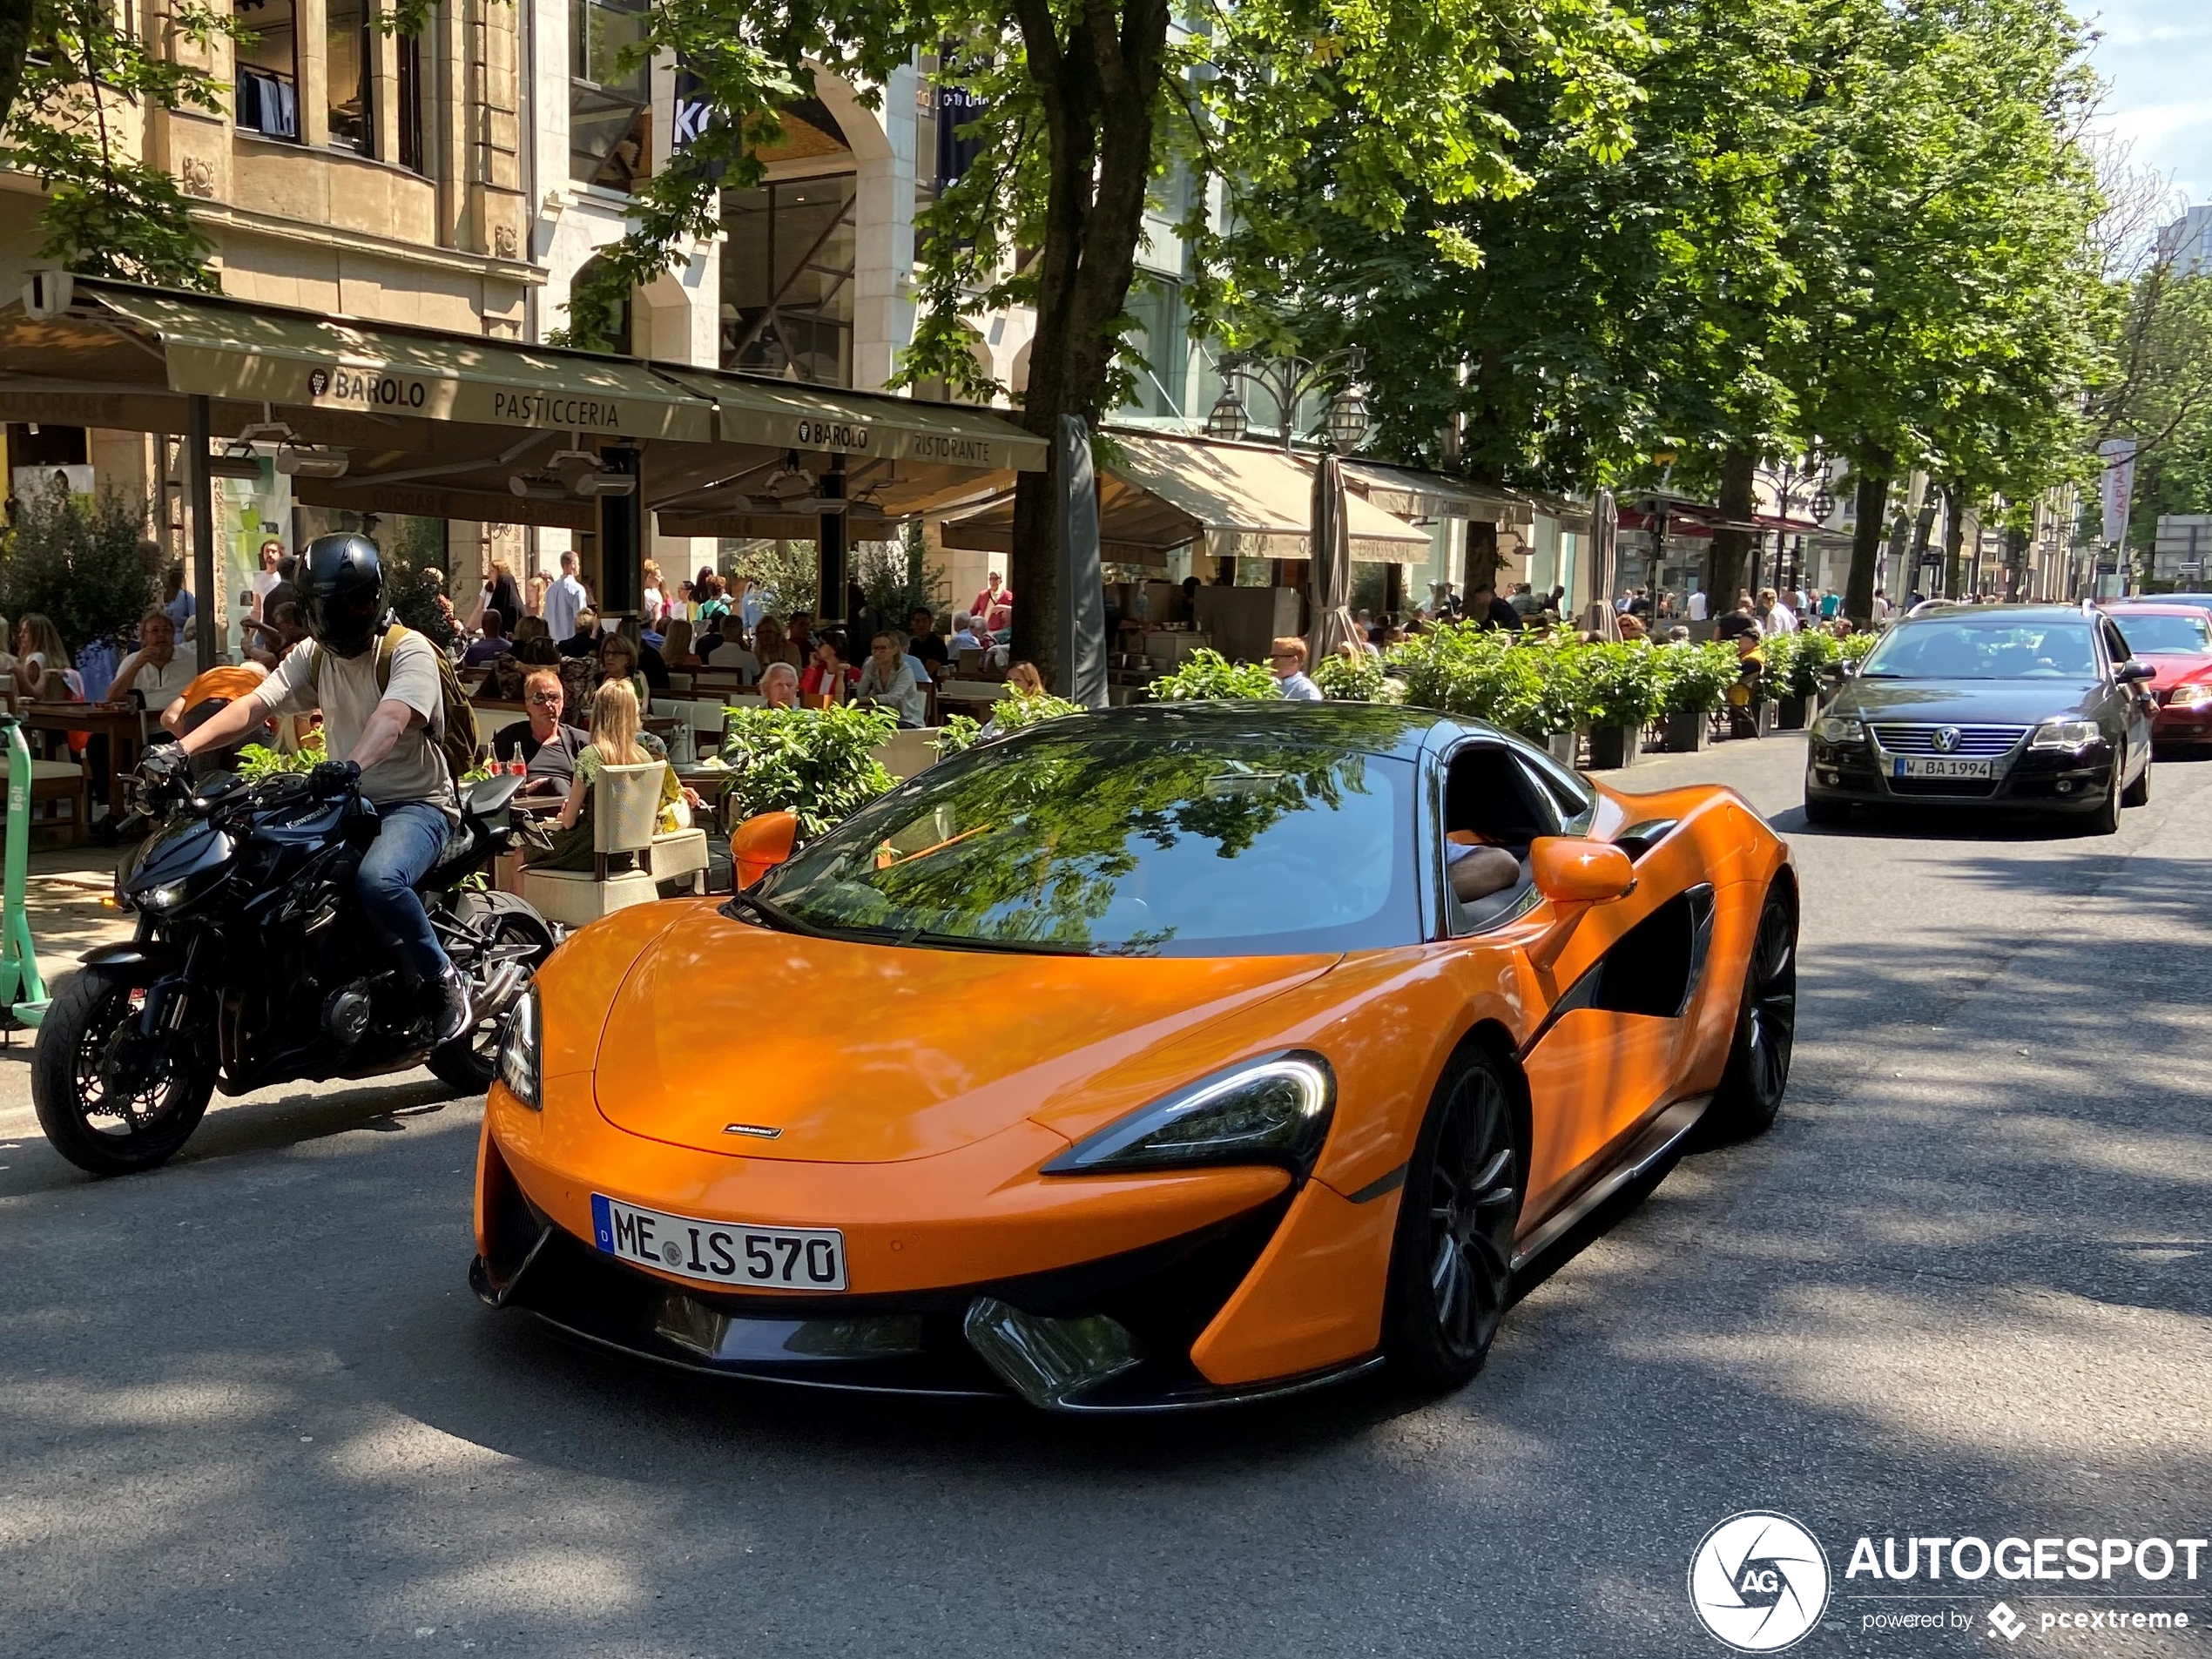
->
[473,961,529,1025]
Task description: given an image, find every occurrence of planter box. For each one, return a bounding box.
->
[1663,711,1710,753]
[1776,693,1812,730]
[1542,730,1579,767]
[1585,725,1640,770]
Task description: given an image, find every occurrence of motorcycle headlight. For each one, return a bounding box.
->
[2030,718,2100,752]
[1042,1052,1335,1177]
[497,987,542,1109]
[1813,714,1864,743]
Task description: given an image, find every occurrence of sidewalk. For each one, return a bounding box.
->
[17,844,135,992]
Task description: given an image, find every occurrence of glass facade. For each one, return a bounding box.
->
[233,0,300,141]
[571,0,651,190]
[327,0,370,152]
[720,178,858,386]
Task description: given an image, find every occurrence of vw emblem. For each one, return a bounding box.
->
[1932,726,1962,753]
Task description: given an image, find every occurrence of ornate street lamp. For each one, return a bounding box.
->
[1204,345,1367,455]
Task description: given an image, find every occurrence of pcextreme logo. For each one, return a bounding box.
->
[1690,1512,1833,1652]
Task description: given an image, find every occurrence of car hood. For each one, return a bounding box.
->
[1832,678,2100,726]
[2142,655,2212,691]
[594,909,1339,1163]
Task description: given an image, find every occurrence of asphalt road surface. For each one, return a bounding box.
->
[3,734,2208,1658]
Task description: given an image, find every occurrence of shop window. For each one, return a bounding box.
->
[327,0,371,152]
[1116,276,1190,419]
[719,178,856,387]
[566,254,633,354]
[571,0,651,190]
[233,0,300,141]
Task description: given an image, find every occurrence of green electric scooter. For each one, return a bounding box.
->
[0,713,51,1032]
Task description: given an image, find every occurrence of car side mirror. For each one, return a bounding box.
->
[1530,836,1637,906]
[732,810,799,890]
[2118,659,2156,684]
[1836,659,1859,679]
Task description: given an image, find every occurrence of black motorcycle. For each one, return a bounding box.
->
[32,761,554,1176]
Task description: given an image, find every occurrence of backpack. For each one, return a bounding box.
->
[308,624,482,787]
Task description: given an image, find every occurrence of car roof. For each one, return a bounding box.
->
[2102,601,2212,615]
[1895,604,2096,624]
[989,699,1480,761]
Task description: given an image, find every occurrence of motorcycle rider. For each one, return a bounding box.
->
[156,533,472,1041]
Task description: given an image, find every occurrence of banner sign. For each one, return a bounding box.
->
[2099,436,2137,546]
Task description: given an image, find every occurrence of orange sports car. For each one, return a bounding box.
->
[472,704,1796,1412]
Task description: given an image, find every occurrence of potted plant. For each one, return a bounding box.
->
[718,703,900,837]
[1149,648,1279,701]
[1650,642,1737,753]
[1577,642,1658,769]
[1771,631,1838,728]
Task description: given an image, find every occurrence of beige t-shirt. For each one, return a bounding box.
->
[253,633,453,812]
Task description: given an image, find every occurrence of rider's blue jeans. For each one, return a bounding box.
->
[355,800,451,983]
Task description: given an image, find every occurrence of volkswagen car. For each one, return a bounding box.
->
[472,704,1797,1413]
[2103,603,2212,753]
[1804,604,2156,833]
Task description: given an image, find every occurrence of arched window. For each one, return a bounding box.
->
[565,254,633,354]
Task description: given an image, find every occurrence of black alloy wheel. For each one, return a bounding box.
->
[1385,1045,1525,1391]
[1703,886,1797,1143]
[2088,752,2123,835]
[31,968,216,1177]
[428,911,556,1092]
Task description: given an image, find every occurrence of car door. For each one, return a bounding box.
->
[1436,740,1712,1217]
[2100,615,2155,768]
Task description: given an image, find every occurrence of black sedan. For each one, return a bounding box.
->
[1804,604,2156,833]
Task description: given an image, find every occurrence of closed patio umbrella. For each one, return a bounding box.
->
[1306,452,1361,664]
[1581,487,1622,641]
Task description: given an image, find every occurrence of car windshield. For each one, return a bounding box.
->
[756,732,1418,957]
[2111,613,2212,655]
[1858,618,2099,680]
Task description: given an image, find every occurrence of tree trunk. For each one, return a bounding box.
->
[1883,492,1914,600]
[0,0,31,135]
[1940,483,1966,599]
[1908,490,1939,594]
[1463,521,1501,601]
[1002,0,1170,687]
[1705,447,1757,611]
[1844,467,1890,625]
[2004,524,2029,600]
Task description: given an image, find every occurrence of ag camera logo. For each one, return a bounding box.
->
[1690,1512,1832,1651]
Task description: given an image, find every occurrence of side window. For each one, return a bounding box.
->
[2101,621,2133,670]
[1440,743,1552,934]
[1516,745,1595,829]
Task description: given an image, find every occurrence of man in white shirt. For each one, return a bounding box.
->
[948,611,987,655]
[108,610,199,709]
[705,634,761,682]
[1270,637,1323,701]
[543,550,589,644]
[168,535,471,1041]
[1758,587,1798,635]
[1686,589,1709,622]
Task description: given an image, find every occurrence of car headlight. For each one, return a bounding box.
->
[1813,714,1864,743]
[497,987,542,1109]
[1042,1052,1335,1177]
[2168,683,2212,707]
[2030,718,2101,752]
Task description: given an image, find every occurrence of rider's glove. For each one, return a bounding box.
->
[308,759,362,798]
[138,743,191,786]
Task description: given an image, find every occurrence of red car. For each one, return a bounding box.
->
[2104,604,2212,751]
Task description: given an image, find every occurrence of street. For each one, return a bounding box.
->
[2,731,2207,1658]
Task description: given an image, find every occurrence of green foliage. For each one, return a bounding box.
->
[932,713,983,758]
[1150,649,1278,702]
[991,691,1086,732]
[379,529,460,650]
[719,702,899,839]
[1310,650,1387,702]
[1575,642,1662,729]
[1766,628,1840,698]
[855,533,945,629]
[1390,624,1588,736]
[730,540,819,617]
[0,480,161,648]
[1838,629,1880,665]
[1649,642,1739,716]
[2,0,246,287]
[2095,269,2212,551]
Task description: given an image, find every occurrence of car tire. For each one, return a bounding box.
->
[2121,752,2150,808]
[1702,884,1797,1143]
[1801,794,1851,827]
[2088,760,2122,835]
[1382,1043,1526,1393]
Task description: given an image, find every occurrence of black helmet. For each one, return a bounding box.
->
[300,533,385,658]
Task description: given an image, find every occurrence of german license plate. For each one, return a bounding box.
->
[590,1194,847,1291]
[1893,755,1993,780]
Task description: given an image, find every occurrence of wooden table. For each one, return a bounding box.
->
[20,702,147,817]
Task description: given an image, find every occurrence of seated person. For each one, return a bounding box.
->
[854,632,925,726]
[705,628,759,681]
[1446,833,1521,905]
[492,670,590,794]
[110,609,199,710]
[558,607,602,658]
[907,608,949,681]
[160,662,273,773]
[462,610,514,668]
[948,610,986,656]
[759,660,800,711]
[524,681,698,869]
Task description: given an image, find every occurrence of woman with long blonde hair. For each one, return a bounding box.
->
[528,680,689,869]
[13,613,82,700]
[661,617,698,667]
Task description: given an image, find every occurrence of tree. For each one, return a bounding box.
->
[566,0,1642,685]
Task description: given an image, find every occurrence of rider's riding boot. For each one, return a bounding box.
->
[431,963,473,1045]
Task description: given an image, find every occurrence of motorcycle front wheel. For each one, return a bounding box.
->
[32,968,217,1177]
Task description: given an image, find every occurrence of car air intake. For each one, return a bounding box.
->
[962,1298,1143,1409]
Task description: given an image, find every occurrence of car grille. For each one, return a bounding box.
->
[1870,723,2029,757]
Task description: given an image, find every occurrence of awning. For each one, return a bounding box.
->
[1340,460,1534,528]
[0,278,1040,534]
[941,431,1433,566]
